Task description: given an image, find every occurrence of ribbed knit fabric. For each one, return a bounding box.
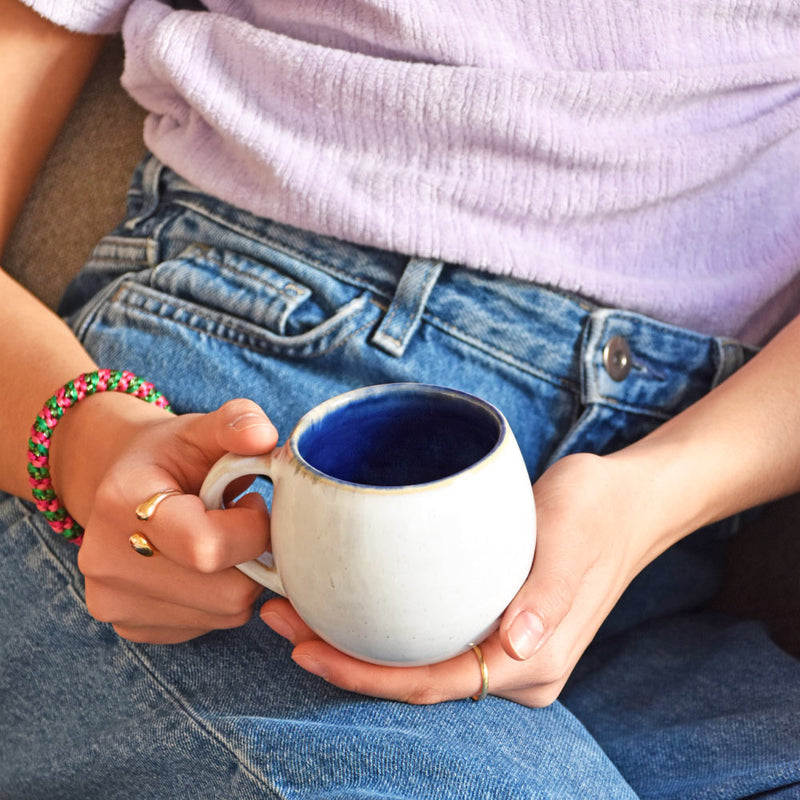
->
[24,0,800,343]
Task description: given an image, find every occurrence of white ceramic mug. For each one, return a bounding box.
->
[199,383,536,666]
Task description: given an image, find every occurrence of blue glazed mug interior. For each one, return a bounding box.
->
[294,385,504,487]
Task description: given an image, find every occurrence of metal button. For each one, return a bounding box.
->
[602,335,632,381]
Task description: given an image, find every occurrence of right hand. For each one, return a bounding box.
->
[53,395,279,643]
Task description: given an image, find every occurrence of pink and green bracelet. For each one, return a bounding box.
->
[27,369,171,544]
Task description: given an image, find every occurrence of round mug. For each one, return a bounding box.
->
[199,383,536,666]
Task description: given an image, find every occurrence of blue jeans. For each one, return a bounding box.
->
[2,155,799,799]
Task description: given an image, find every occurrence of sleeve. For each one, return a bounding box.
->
[19,0,134,34]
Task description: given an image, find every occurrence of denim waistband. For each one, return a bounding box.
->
[126,155,754,420]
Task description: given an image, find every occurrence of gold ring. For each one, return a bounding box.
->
[135,488,182,522]
[470,644,489,702]
[129,532,157,557]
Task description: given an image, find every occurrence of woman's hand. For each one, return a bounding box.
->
[260,451,663,706]
[55,395,278,644]
[263,314,800,704]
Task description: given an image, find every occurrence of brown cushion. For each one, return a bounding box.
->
[4,37,145,311]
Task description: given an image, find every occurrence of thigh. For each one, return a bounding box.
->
[562,612,800,800]
[0,496,636,799]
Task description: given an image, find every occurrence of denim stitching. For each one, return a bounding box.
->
[125,197,670,394]
[583,312,721,417]
[113,642,287,798]
[171,246,312,304]
[372,260,443,356]
[113,285,375,360]
[375,301,406,346]
[423,311,580,391]
[13,500,284,797]
[165,199,571,381]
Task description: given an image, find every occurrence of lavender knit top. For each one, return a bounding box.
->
[26,0,800,344]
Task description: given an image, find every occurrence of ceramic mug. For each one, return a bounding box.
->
[199,383,536,666]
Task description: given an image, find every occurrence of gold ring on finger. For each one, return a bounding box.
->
[129,532,158,557]
[470,644,489,702]
[135,488,182,522]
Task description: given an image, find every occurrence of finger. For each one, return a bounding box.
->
[262,600,495,702]
[131,491,270,572]
[260,597,318,644]
[273,610,571,708]
[499,541,586,662]
[86,565,264,617]
[263,602,533,704]
[499,484,591,661]
[80,534,265,615]
[289,638,500,705]
[183,398,278,460]
[85,580,258,631]
[110,624,213,644]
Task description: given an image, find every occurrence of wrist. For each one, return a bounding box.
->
[31,371,172,537]
[50,390,171,528]
[605,432,729,572]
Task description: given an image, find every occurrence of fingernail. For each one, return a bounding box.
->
[261,610,295,642]
[292,651,329,680]
[507,611,545,659]
[231,413,276,433]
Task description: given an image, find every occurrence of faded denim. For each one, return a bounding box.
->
[1,155,799,799]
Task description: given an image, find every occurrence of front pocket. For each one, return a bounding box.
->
[84,244,379,361]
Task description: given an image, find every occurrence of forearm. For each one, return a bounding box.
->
[0,0,104,253]
[0,268,98,498]
[0,0,108,499]
[0,266,176,530]
[613,313,800,568]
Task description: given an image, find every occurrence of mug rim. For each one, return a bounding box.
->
[288,383,508,492]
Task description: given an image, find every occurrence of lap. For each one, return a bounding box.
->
[564,613,800,799]
[5,495,800,800]
[5,157,798,799]
[0,495,633,799]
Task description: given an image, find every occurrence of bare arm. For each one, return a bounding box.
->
[0,4,176,521]
[613,313,800,571]
[0,0,104,252]
[0,3,278,647]
[0,0,109,499]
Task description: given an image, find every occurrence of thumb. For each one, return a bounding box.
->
[499,557,582,661]
[187,398,279,458]
[214,398,279,454]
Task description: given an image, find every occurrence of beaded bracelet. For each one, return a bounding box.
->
[27,369,172,544]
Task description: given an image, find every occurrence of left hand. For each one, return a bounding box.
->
[261,451,663,706]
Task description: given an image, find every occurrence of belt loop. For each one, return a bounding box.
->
[124,155,165,232]
[711,338,751,388]
[371,258,443,357]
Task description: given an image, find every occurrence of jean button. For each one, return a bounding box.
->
[602,335,632,381]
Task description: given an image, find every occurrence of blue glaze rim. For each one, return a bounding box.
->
[289,383,507,491]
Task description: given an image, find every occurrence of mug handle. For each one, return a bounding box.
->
[198,452,286,596]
